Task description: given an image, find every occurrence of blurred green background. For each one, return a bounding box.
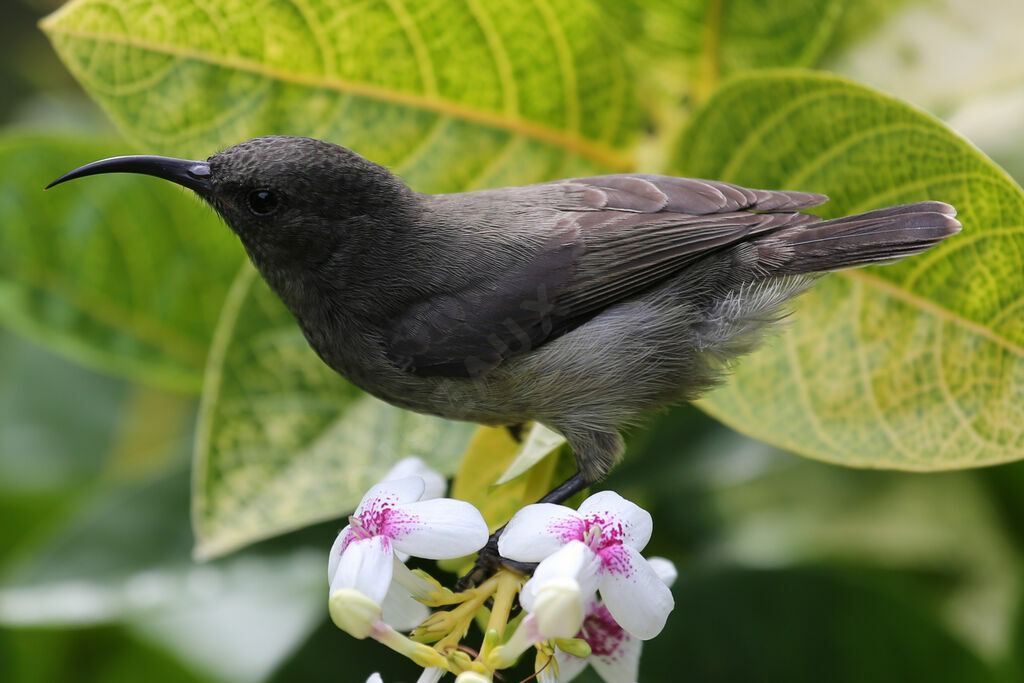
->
[3,0,1024,681]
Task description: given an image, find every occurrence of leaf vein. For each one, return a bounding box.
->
[464,0,519,117]
[531,0,580,134]
[843,270,1024,359]
[42,26,630,169]
[783,310,848,456]
[383,0,438,95]
[851,280,915,461]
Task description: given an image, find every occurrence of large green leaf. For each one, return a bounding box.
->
[673,71,1024,469]
[193,265,475,558]
[597,0,846,100]
[41,0,637,189]
[0,134,239,392]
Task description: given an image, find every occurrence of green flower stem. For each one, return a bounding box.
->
[485,569,524,640]
[433,574,501,653]
[372,622,448,669]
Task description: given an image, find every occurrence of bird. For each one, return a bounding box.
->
[48,135,961,571]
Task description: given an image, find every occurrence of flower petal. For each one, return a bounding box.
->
[328,525,353,585]
[366,675,384,683]
[553,650,589,683]
[521,541,601,613]
[383,456,447,500]
[391,555,441,601]
[380,582,429,632]
[499,504,584,562]
[591,636,642,683]
[578,491,652,551]
[329,536,394,605]
[415,669,445,683]
[537,666,559,683]
[355,477,426,518]
[598,547,673,640]
[386,498,489,559]
[647,556,678,588]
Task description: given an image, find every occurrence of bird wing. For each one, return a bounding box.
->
[384,175,827,377]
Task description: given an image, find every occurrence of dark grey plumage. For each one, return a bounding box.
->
[48,135,962,488]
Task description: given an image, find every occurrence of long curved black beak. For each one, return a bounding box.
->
[46,155,212,193]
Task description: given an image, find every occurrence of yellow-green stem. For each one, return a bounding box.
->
[374,623,447,669]
[434,574,501,652]
[485,570,522,639]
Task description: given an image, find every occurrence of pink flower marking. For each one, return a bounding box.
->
[579,603,629,658]
[340,490,420,554]
[547,512,634,577]
[597,544,633,577]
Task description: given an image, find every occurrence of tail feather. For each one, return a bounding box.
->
[763,201,961,274]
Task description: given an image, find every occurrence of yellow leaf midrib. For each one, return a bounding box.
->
[41,24,634,171]
[694,0,723,103]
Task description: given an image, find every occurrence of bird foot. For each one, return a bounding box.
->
[454,471,591,590]
[454,530,538,591]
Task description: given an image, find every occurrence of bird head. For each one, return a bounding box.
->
[47,135,413,270]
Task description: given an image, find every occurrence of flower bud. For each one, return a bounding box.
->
[329,588,382,639]
[532,577,584,639]
[553,636,592,659]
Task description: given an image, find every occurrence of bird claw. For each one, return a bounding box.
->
[455,470,589,590]
[455,532,537,591]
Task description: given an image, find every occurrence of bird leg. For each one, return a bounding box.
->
[454,471,590,590]
[535,470,589,504]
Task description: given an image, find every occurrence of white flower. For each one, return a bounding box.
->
[365,669,445,683]
[550,556,678,683]
[382,456,447,501]
[382,456,448,574]
[499,491,674,640]
[328,476,489,637]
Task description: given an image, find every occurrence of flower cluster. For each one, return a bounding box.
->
[328,458,676,682]
[327,458,487,643]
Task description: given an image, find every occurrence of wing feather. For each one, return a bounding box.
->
[384,175,828,376]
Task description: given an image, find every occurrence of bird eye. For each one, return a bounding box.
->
[247,189,279,216]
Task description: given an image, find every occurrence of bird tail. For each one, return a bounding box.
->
[760,201,961,274]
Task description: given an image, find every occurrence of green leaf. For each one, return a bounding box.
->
[0,134,240,392]
[193,265,475,558]
[598,0,846,99]
[820,0,917,62]
[0,329,124,497]
[673,70,1024,470]
[41,0,637,188]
